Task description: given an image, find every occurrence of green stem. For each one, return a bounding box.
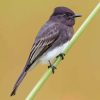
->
[26,3,100,100]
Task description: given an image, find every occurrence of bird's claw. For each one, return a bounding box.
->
[56,53,65,60]
[48,60,56,74]
[48,65,56,74]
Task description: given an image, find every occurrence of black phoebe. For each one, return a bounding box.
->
[10,7,81,96]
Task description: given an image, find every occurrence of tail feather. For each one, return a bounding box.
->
[10,71,27,96]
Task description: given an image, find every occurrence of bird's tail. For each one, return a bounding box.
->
[10,70,27,96]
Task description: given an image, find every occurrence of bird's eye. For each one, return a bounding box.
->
[63,14,66,16]
[66,13,73,16]
[66,13,74,19]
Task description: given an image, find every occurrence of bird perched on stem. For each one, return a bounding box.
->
[10,7,81,96]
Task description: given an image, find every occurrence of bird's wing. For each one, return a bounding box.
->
[24,23,60,72]
[10,23,60,96]
[10,22,74,96]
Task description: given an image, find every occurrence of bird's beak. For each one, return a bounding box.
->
[74,14,82,18]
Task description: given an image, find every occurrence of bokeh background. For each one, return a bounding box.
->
[0,0,100,100]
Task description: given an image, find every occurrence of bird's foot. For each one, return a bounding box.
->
[56,53,65,60]
[48,60,56,74]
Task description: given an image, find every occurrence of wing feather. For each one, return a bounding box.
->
[24,23,60,71]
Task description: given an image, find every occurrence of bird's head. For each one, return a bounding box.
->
[50,7,81,26]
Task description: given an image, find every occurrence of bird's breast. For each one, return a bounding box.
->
[39,41,69,64]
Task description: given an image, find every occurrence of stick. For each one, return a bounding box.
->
[26,3,100,100]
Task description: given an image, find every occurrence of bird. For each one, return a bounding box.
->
[10,7,81,96]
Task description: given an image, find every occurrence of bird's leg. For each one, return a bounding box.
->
[48,60,52,68]
[48,60,56,74]
[56,53,65,60]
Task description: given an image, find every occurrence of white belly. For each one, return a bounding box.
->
[39,42,69,64]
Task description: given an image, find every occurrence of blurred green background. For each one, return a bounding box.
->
[0,0,100,100]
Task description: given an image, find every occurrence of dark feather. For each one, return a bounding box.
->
[10,22,62,96]
[10,6,76,95]
[24,22,61,71]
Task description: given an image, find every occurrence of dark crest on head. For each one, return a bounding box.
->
[51,7,75,17]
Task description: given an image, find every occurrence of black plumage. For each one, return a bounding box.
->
[11,7,81,96]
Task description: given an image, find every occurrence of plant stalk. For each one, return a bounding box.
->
[26,3,100,100]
